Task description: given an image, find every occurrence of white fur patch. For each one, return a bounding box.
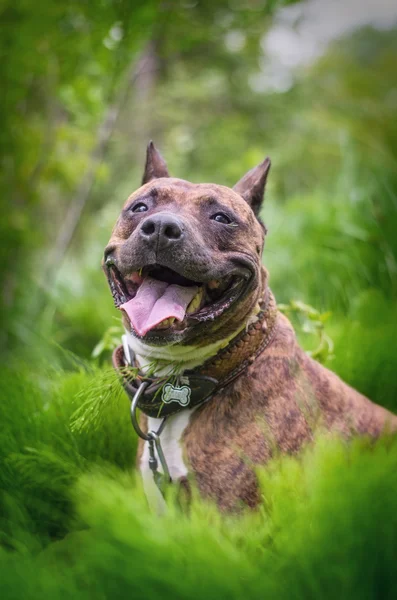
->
[140,409,196,513]
[124,328,242,375]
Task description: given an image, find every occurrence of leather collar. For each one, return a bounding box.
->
[112,287,278,418]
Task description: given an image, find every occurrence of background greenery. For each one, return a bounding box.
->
[1,0,397,597]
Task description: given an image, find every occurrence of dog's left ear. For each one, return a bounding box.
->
[142,141,170,184]
[233,157,271,216]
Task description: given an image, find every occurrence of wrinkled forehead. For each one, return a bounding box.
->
[123,177,253,218]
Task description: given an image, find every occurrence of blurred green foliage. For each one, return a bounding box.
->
[1,359,397,598]
[1,0,397,597]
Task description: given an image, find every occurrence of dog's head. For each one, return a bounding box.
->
[104,142,271,347]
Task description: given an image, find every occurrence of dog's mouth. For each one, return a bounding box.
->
[106,263,249,339]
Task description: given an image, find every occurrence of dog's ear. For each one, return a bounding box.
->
[142,141,170,184]
[233,157,271,216]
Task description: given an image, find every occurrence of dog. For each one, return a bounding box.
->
[104,142,397,512]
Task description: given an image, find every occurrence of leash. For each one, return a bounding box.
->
[130,381,171,494]
[115,287,279,497]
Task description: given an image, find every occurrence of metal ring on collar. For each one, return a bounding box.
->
[130,381,152,440]
[130,381,167,440]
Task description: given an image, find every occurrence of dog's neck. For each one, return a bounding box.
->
[124,304,262,376]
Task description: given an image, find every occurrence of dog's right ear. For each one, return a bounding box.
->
[142,141,170,184]
[233,157,271,217]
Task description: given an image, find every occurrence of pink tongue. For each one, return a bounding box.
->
[120,277,198,336]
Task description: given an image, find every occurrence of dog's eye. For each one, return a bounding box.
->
[211,212,232,225]
[131,203,148,213]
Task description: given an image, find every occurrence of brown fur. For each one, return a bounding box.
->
[135,312,396,511]
[106,144,397,512]
[182,313,397,511]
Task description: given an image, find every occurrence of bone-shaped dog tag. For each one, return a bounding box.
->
[161,383,191,407]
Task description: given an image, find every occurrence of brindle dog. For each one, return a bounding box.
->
[104,142,397,511]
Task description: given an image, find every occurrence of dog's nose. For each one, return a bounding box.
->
[140,213,184,250]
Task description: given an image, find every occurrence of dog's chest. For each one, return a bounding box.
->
[138,377,266,511]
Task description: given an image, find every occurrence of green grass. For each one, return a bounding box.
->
[0,353,396,599]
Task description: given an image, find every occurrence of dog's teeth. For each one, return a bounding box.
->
[154,317,176,330]
[208,280,220,289]
[187,287,203,314]
[156,318,169,329]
